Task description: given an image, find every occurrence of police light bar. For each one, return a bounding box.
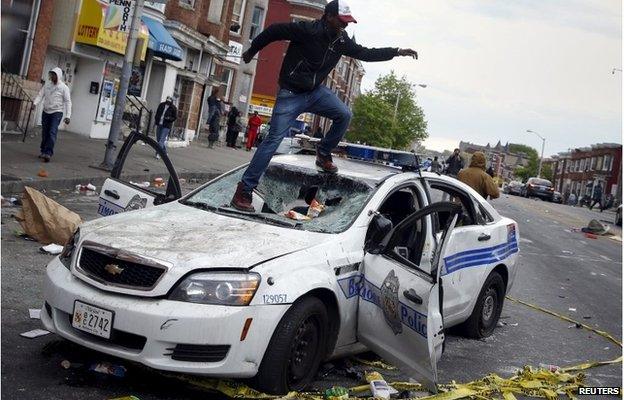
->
[295,135,422,171]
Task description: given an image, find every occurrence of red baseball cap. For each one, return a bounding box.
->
[325,0,357,24]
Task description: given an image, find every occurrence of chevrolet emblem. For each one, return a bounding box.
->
[104,263,124,275]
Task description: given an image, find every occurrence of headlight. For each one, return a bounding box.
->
[59,229,79,269]
[169,272,260,306]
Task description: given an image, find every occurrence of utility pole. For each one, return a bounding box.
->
[99,0,146,170]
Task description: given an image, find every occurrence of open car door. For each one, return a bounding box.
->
[98,131,182,217]
[357,202,461,393]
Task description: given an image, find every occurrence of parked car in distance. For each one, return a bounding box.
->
[521,177,554,201]
[505,181,523,196]
[552,191,563,204]
[616,204,622,226]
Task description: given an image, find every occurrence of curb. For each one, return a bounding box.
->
[1,171,219,196]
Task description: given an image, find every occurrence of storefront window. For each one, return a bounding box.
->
[249,6,264,40]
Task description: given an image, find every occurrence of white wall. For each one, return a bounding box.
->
[162,64,177,101]
[146,62,165,116]
[68,58,105,137]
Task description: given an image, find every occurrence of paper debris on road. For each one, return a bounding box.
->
[20,329,50,338]
[90,362,127,377]
[568,308,577,312]
[29,309,41,319]
[130,181,150,188]
[15,187,82,245]
[40,243,64,255]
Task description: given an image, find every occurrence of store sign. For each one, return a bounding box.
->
[249,104,272,116]
[226,41,243,64]
[105,0,135,33]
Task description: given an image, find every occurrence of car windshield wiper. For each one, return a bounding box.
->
[180,200,218,211]
[215,207,302,229]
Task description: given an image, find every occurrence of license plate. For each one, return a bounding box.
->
[72,301,114,339]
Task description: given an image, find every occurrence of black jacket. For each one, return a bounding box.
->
[445,154,464,176]
[247,19,399,93]
[154,102,178,129]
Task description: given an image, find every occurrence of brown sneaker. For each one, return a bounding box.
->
[230,182,255,212]
[316,152,338,173]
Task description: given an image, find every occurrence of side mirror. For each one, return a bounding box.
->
[365,213,393,253]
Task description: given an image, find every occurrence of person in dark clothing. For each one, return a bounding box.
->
[486,165,495,177]
[445,148,464,177]
[153,96,177,157]
[226,107,241,148]
[313,126,324,139]
[431,156,441,173]
[230,0,418,211]
[207,89,223,148]
[589,183,604,211]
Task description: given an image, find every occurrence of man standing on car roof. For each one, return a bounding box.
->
[230,0,418,212]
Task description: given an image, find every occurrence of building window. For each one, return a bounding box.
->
[596,156,603,171]
[249,6,264,40]
[580,158,585,171]
[208,0,224,23]
[179,0,194,8]
[231,0,247,31]
[591,157,596,170]
[220,68,234,100]
[603,155,613,171]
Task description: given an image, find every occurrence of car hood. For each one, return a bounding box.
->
[79,202,328,272]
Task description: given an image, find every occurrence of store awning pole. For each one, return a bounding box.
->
[100,0,146,170]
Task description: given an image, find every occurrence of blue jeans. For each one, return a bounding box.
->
[241,85,352,192]
[40,111,63,156]
[156,125,170,154]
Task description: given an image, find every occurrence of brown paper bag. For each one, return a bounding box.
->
[15,186,82,245]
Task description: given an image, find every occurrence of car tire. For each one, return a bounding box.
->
[457,272,505,339]
[253,296,328,394]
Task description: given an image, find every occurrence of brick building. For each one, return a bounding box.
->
[2,0,235,142]
[550,143,622,198]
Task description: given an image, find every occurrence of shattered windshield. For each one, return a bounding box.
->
[184,164,376,233]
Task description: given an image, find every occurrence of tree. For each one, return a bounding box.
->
[348,71,427,149]
[510,143,539,182]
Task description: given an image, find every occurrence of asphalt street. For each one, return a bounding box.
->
[1,188,621,399]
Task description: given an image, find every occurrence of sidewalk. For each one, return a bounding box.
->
[1,130,253,195]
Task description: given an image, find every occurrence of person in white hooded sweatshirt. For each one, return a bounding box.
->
[32,67,72,162]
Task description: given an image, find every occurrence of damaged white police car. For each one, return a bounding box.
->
[42,133,519,394]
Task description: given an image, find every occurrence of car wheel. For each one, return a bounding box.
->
[457,272,505,339]
[253,296,328,394]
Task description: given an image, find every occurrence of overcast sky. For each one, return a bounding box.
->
[344,0,622,156]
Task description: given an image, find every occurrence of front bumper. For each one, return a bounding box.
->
[42,258,288,377]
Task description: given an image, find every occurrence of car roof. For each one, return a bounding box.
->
[271,154,402,183]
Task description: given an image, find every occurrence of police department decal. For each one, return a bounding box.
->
[381,270,402,335]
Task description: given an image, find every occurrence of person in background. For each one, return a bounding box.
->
[206,88,221,148]
[32,67,72,162]
[246,111,263,151]
[153,96,177,158]
[445,148,464,177]
[458,152,500,200]
[568,192,578,206]
[486,165,495,177]
[313,126,324,139]
[431,156,441,173]
[226,107,241,148]
[589,183,604,211]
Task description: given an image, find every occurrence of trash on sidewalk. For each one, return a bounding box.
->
[153,177,165,187]
[584,232,598,239]
[37,168,48,178]
[20,329,50,338]
[75,183,97,196]
[324,386,349,400]
[40,243,64,255]
[568,307,577,312]
[581,219,610,236]
[29,308,41,319]
[130,181,150,188]
[15,187,82,245]
[538,363,560,372]
[89,362,127,377]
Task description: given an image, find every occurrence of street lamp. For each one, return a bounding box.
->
[393,83,427,121]
[526,129,546,178]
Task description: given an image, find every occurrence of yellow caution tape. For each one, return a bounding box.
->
[162,297,620,400]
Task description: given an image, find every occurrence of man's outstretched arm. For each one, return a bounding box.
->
[342,37,417,62]
[242,22,308,63]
